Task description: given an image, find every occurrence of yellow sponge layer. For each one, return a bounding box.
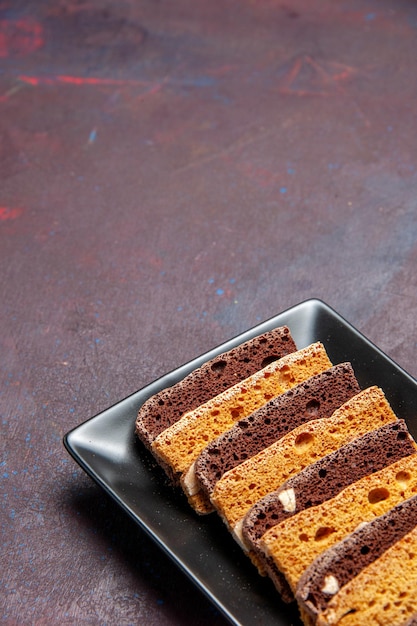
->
[316,525,417,626]
[261,454,417,593]
[152,343,331,479]
[211,386,397,533]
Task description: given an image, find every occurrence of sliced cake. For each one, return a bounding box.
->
[135,325,296,450]
[243,419,416,556]
[297,495,417,624]
[191,363,360,511]
[242,419,416,601]
[260,453,417,596]
[151,342,332,484]
[315,524,417,626]
[211,386,398,543]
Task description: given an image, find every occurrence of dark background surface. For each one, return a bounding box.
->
[1,1,417,624]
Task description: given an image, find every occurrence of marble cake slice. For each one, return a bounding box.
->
[151,342,332,485]
[210,386,398,541]
[242,419,417,584]
[135,325,296,449]
[260,453,417,597]
[296,494,417,624]
[315,523,417,626]
[193,363,360,505]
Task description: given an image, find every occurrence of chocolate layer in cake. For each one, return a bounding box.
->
[243,419,416,553]
[241,419,416,603]
[153,342,331,486]
[211,386,398,539]
[297,494,417,622]
[315,524,417,626]
[194,363,360,499]
[260,453,417,597]
[135,326,296,449]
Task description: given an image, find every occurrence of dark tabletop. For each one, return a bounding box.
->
[2,1,417,624]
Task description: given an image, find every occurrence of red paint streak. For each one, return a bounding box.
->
[0,18,44,58]
[0,207,23,221]
[19,74,149,87]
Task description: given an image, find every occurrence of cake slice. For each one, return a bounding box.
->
[211,386,398,543]
[192,363,360,509]
[151,342,332,484]
[241,419,416,600]
[135,326,296,449]
[296,495,417,624]
[315,523,417,626]
[260,453,417,596]
[243,419,416,554]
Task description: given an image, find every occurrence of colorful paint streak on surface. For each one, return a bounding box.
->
[0,18,44,57]
[18,74,147,87]
[0,207,23,221]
